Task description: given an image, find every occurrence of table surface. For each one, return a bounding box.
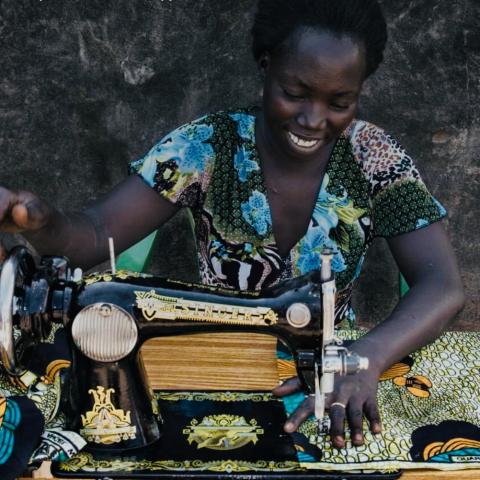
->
[22,333,480,480]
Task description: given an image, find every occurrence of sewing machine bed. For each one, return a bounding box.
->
[51,390,400,479]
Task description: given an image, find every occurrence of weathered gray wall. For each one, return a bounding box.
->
[1,0,478,329]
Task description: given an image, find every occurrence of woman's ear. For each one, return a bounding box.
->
[258,53,270,73]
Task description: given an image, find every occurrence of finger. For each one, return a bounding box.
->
[12,194,49,231]
[0,188,29,233]
[283,396,314,433]
[347,402,365,446]
[11,203,30,229]
[272,376,302,397]
[0,242,6,264]
[329,403,347,449]
[365,399,382,434]
[0,187,16,225]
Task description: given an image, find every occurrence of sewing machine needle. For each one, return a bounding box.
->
[314,362,325,426]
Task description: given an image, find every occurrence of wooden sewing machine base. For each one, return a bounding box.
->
[51,391,401,479]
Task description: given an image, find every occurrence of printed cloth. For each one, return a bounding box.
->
[130,107,446,324]
[0,396,45,480]
[278,330,480,472]
[0,325,85,479]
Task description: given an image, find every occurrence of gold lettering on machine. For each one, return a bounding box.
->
[134,290,278,326]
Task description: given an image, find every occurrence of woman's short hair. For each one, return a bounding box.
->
[251,0,388,78]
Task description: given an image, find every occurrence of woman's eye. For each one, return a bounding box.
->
[283,89,305,100]
[330,103,350,111]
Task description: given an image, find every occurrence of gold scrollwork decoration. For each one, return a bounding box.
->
[155,391,275,403]
[135,290,278,326]
[83,270,150,285]
[80,386,136,445]
[59,452,300,473]
[183,414,264,450]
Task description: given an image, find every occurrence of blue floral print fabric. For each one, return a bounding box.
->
[130,107,446,322]
[241,191,271,236]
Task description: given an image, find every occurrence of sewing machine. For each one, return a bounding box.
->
[0,246,397,479]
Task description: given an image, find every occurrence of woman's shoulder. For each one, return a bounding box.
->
[137,107,253,160]
[156,107,256,144]
[179,106,256,127]
[129,107,256,193]
[343,119,417,176]
[344,119,402,151]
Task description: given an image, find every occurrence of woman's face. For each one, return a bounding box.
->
[260,29,366,163]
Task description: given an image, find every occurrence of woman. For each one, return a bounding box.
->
[0,0,465,470]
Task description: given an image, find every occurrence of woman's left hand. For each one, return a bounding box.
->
[272,368,382,449]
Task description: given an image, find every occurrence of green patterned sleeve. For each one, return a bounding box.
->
[128,115,215,208]
[368,130,447,238]
[373,179,447,237]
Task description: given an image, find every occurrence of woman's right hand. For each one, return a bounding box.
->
[0,187,53,263]
[1,176,181,270]
[0,187,51,234]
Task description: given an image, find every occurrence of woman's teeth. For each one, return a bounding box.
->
[287,131,320,148]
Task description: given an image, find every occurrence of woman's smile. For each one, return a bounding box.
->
[286,130,326,152]
[287,130,322,148]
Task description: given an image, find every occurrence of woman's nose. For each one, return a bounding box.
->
[296,102,327,131]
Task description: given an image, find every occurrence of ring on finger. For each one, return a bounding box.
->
[330,402,346,409]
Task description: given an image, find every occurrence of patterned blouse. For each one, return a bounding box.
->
[129,107,446,323]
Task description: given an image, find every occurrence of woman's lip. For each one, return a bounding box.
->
[288,131,322,141]
[287,130,325,149]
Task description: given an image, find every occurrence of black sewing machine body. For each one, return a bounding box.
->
[62,272,324,451]
[0,247,391,479]
[1,248,330,449]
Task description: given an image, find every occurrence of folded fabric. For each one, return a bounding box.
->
[0,396,44,480]
[0,324,85,476]
[279,330,480,472]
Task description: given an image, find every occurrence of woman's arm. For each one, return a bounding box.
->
[274,221,465,447]
[0,175,180,270]
[351,221,465,373]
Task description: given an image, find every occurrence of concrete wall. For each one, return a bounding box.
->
[1,0,478,329]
